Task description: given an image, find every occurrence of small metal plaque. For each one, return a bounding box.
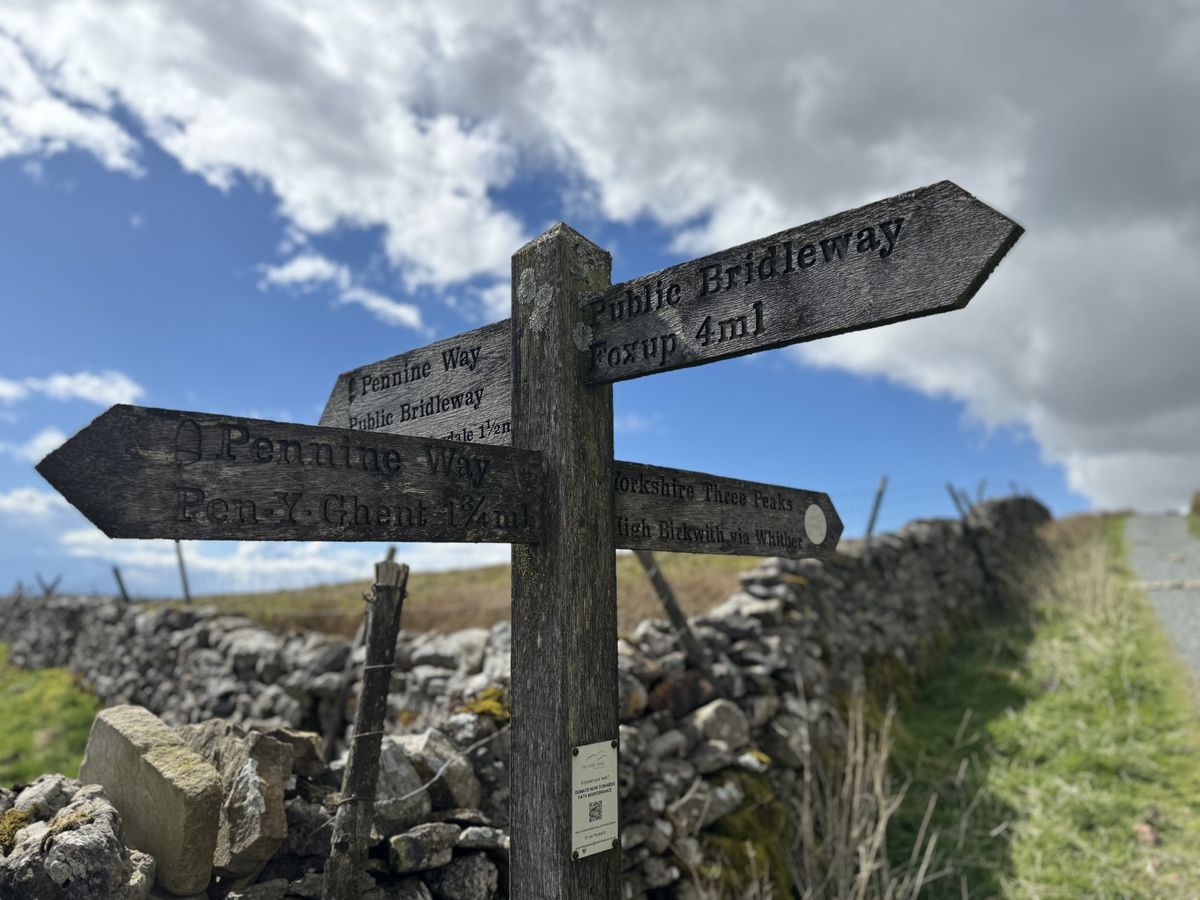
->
[571,739,619,859]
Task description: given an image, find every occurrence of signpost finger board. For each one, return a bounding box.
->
[37,405,542,544]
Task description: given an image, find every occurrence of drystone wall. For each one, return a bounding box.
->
[0,497,1050,899]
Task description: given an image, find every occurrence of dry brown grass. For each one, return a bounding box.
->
[191,550,759,638]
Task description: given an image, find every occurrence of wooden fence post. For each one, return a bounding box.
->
[946,482,1001,612]
[633,549,712,676]
[864,475,888,546]
[174,540,192,605]
[321,546,398,763]
[112,566,131,604]
[510,224,620,898]
[35,573,60,600]
[323,558,410,900]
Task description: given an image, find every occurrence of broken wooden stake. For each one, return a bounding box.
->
[112,565,131,604]
[865,475,888,546]
[324,557,410,900]
[174,541,192,605]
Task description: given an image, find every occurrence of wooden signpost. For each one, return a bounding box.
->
[38,179,1021,900]
[36,405,542,544]
[581,181,1021,383]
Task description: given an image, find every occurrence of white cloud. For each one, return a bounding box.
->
[337,286,424,331]
[0,30,141,174]
[259,253,423,331]
[0,370,145,407]
[614,412,662,434]
[60,528,509,593]
[476,283,512,322]
[0,5,523,288]
[0,426,66,463]
[0,486,68,519]
[3,1,1200,510]
[260,253,350,292]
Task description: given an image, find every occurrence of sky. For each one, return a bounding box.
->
[1,0,1198,597]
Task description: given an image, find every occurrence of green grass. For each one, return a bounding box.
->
[0,643,98,786]
[1189,511,1200,541]
[887,516,1200,898]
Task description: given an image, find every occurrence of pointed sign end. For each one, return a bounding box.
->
[34,405,130,539]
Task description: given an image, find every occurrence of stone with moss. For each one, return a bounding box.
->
[79,705,221,896]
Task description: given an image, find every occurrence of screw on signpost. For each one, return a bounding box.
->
[632,549,713,678]
[864,475,888,549]
[324,556,409,900]
[174,540,192,605]
[112,565,131,604]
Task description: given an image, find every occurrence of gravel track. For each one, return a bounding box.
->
[1125,514,1200,681]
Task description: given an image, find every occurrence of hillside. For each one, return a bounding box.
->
[187,550,762,637]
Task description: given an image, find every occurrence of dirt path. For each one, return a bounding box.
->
[1125,514,1200,680]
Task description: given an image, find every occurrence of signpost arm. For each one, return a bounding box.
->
[510,224,620,899]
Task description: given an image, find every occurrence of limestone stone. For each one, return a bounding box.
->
[689,740,733,775]
[178,719,292,882]
[456,825,509,852]
[261,727,326,778]
[424,852,498,900]
[373,878,432,900]
[79,706,221,896]
[395,730,481,810]
[0,793,139,900]
[283,796,332,858]
[13,774,82,821]
[374,737,434,837]
[387,822,460,873]
[687,699,751,750]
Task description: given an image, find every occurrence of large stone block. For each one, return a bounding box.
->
[80,705,221,896]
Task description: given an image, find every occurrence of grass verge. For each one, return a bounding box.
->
[887,515,1200,898]
[0,643,98,786]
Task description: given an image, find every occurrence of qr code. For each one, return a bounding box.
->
[588,800,603,823]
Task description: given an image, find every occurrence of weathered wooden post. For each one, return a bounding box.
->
[864,474,888,546]
[35,572,60,600]
[510,225,621,898]
[324,557,410,900]
[112,565,131,604]
[174,540,192,605]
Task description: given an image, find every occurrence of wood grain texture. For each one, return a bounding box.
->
[324,560,409,900]
[36,405,543,544]
[320,320,512,445]
[580,180,1023,383]
[510,224,621,898]
[614,461,841,558]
